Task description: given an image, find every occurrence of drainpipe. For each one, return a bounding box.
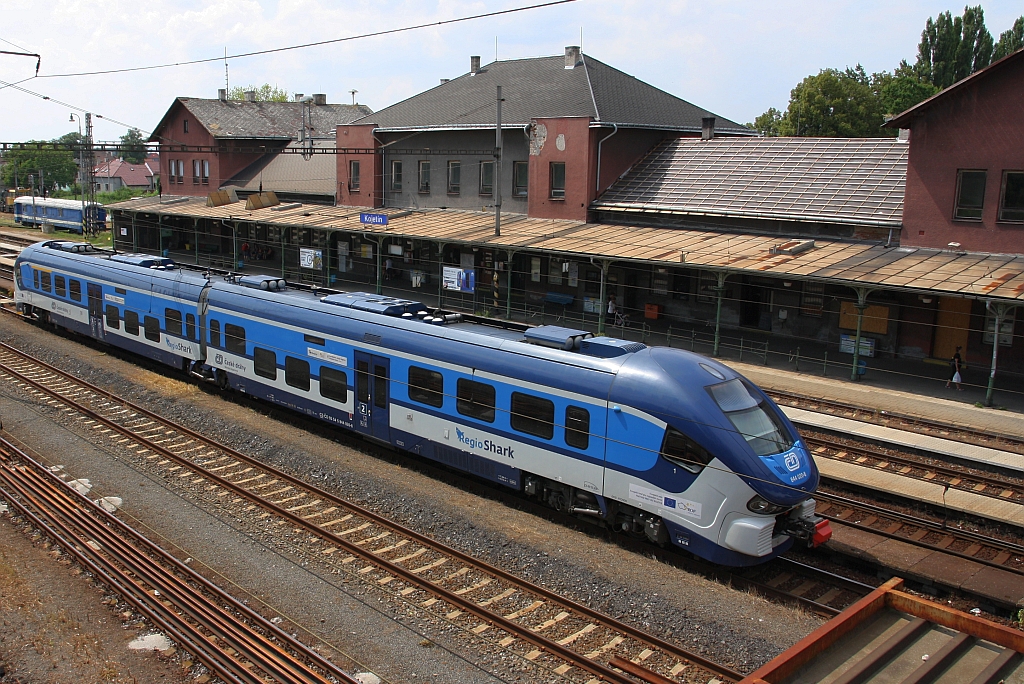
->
[595,124,619,195]
[984,301,1012,407]
[506,249,515,320]
[712,271,727,357]
[850,287,873,381]
[193,218,199,265]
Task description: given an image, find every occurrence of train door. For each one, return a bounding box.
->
[354,351,391,442]
[87,283,105,341]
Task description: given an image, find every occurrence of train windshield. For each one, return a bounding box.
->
[708,379,793,456]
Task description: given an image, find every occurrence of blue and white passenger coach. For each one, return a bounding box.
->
[15,240,831,566]
[14,197,106,234]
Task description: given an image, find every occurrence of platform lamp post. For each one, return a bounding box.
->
[597,259,611,335]
[849,287,873,382]
[69,113,85,234]
[712,271,728,357]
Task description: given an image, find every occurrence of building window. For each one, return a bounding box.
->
[418,160,430,193]
[202,160,210,185]
[192,160,200,184]
[800,282,825,317]
[183,119,189,133]
[349,160,361,191]
[391,160,403,191]
[954,170,986,220]
[447,161,461,195]
[176,160,184,184]
[479,161,494,196]
[549,162,566,199]
[512,161,528,197]
[999,171,1024,223]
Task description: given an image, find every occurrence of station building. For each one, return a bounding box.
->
[110,47,1024,394]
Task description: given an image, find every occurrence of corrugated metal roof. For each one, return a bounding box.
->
[109,197,1024,302]
[594,137,908,226]
[355,53,751,134]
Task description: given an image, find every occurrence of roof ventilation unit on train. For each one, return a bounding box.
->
[320,292,429,318]
[238,275,288,290]
[578,337,647,358]
[109,253,175,270]
[524,325,594,351]
[46,241,95,253]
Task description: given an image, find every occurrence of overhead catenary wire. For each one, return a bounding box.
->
[35,0,578,80]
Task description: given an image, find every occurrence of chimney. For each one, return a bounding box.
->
[701,116,716,140]
[564,45,581,69]
[294,93,304,101]
[440,78,450,84]
[244,90,257,102]
[470,55,481,74]
[217,88,226,101]
[313,93,327,105]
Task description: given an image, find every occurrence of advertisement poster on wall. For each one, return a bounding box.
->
[443,266,475,292]
[300,248,323,270]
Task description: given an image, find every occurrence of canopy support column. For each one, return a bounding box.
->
[713,271,727,357]
[849,287,874,381]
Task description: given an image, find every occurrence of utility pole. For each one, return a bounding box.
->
[84,113,96,234]
[494,85,503,237]
[29,174,35,226]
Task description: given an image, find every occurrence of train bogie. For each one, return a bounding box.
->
[14,240,831,566]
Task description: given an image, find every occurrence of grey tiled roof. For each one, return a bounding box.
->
[222,140,336,196]
[593,137,908,226]
[356,53,750,133]
[150,99,373,141]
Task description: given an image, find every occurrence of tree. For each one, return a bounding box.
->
[747,108,783,136]
[227,84,289,102]
[993,16,1024,61]
[119,128,147,164]
[0,139,78,190]
[776,66,886,137]
[915,6,993,89]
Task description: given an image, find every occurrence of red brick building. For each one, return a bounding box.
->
[336,47,753,221]
[149,93,370,199]
[887,48,1024,253]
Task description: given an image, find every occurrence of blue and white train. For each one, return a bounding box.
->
[14,240,831,566]
[13,197,106,234]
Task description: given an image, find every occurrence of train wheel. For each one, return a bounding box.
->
[215,369,229,390]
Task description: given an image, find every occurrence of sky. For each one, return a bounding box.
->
[1,0,1021,143]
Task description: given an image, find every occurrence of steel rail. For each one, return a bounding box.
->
[0,340,744,682]
[0,438,358,684]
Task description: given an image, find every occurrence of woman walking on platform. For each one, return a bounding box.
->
[946,346,964,390]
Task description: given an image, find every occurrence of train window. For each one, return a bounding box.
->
[41,271,51,293]
[660,428,713,474]
[356,361,370,403]
[224,324,246,355]
[144,316,160,342]
[69,280,82,301]
[33,269,39,289]
[165,308,183,336]
[373,365,388,409]
[115,287,126,295]
[320,367,348,403]
[304,334,326,346]
[285,356,310,391]
[105,305,120,329]
[565,406,590,450]
[708,379,794,456]
[511,392,554,439]
[209,319,221,347]
[457,379,495,423]
[54,275,66,297]
[408,366,443,408]
[185,314,196,341]
[124,311,140,336]
[254,348,277,380]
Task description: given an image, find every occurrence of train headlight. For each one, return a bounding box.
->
[746,495,789,515]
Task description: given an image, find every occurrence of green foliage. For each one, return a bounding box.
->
[51,185,156,205]
[915,6,994,88]
[119,128,147,164]
[1,139,78,190]
[747,108,784,136]
[227,84,289,102]
[993,16,1024,61]
[776,66,886,137]
[879,75,938,117]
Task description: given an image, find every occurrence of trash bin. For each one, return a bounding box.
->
[857,359,867,376]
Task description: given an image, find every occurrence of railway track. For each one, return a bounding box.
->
[0,436,360,684]
[0,339,744,684]
[806,433,1024,511]
[767,388,1024,456]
